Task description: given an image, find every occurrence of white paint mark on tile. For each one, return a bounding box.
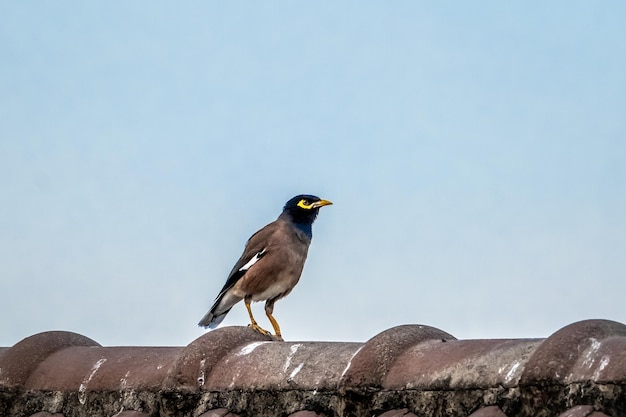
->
[237,341,268,356]
[197,358,206,386]
[504,361,521,384]
[78,358,107,405]
[340,346,363,378]
[283,343,302,372]
[120,371,130,390]
[583,337,602,368]
[593,356,610,381]
[229,367,244,389]
[289,362,304,380]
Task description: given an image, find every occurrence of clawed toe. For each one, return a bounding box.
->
[248,323,272,336]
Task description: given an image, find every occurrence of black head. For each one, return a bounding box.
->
[281,194,333,225]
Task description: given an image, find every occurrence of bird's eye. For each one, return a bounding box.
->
[297,199,312,209]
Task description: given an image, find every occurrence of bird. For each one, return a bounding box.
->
[198,194,332,340]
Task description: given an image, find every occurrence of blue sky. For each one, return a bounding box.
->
[1,2,625,346]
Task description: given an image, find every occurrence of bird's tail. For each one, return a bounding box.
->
[198,308,231,329]
[198,291,241,329]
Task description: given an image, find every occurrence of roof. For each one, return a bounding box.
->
[1,319,625,417]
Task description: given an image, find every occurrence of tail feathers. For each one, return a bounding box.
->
[198,291,242,329]
[198,308,231,329]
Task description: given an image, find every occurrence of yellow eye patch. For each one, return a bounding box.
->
[297,199,315,210]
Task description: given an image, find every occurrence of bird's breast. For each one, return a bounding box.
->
[249,277,295,301]
[233,238,308,302]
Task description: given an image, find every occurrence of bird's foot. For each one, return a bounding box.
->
[248,322,272,336]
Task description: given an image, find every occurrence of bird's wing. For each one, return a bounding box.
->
[214,221,279,298]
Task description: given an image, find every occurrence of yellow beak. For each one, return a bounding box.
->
[312,199,333,208]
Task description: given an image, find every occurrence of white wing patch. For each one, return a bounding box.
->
[238,248,266,272]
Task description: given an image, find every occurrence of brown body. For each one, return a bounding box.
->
[215,219,310,315]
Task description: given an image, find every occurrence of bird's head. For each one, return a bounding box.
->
[281,194,333,224]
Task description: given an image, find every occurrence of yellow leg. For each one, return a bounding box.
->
[264,299,283,341]
[266,311,283,341]
[245,301,271,336]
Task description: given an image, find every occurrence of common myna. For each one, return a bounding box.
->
[198,194,332,340]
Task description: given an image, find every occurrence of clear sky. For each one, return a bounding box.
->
[1,2,624,347]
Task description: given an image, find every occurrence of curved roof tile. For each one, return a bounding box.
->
[1,320,624,416]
